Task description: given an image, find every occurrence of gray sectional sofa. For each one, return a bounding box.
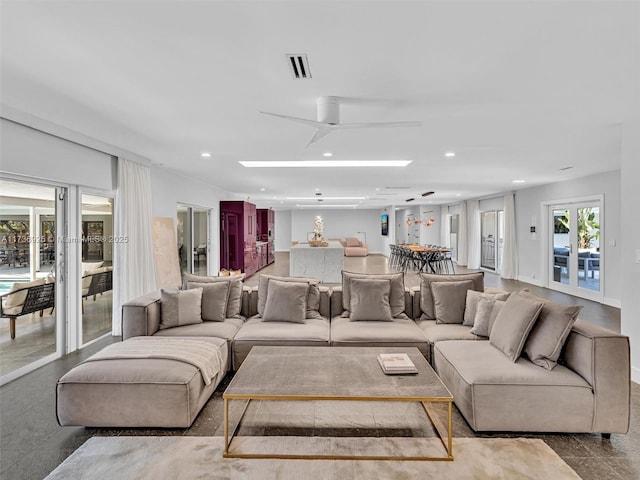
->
[58,270,630,436]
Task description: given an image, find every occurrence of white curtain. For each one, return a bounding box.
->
[467,200,481,269]
[501,192,518,279]
[457,201,468,266]
[440,206,449,248]
[112,157,157,335]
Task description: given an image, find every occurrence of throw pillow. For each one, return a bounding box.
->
[419,272,484,320]
[463,290,511,326]
[431,280,474,324]
[349,278,393,321]
[342,271,405,317]
[159,287,203,329]
[197,282,230,322]
[262,279,308,323]
[257,274,322,319]
[184,273,244,318]
[470,297,507,337]
[519,290,583,370]
[489,294,544,362]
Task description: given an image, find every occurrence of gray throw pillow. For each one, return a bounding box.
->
[470,297,506,337]
[342,271,405,317]
[262,279,308,323]
[419,272,484,320]
[349,278,393,321]
[257,274,321,319]
[184,273,244,318]
[489,294,544,362]
[431,280,474,324]
[463,290,511,326]
[197,282,230,322]
[519,290,583,370]
[159,287,203,329]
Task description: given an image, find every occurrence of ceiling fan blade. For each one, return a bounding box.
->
[336,121,422,129]
[305,128,333,148]
[259,111,325,129]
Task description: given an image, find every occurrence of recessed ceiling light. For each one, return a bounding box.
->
[287,196,366,200]
[375,188,381,191]
[323,152,333,157]
[455,193,462,197]
[445,152,456,158]
[512,179,526,184]
[239,160,412,168]
[315,188,320,192]
[201,152,212,158]
[260,188,266,191]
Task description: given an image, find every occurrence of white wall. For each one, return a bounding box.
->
[150,166,229,275]
[621,118,640,383]
[515,170,622,305]
[290,208,385,253]
[274,209,292,251]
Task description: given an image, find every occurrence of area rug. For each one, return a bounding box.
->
[45,436,581,479]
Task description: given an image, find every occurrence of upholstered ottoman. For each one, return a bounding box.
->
[56,336,228,428]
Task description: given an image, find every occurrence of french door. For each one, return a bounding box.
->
[548,200,602,302]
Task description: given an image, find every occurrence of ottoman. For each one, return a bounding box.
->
[56,336,228,428]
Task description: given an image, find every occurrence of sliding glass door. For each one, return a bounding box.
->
[0,179,66,383]
[177,204,210,276]
[480,210,504,273]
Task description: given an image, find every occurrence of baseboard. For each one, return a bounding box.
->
[517,275,543,287]
[632,366,640,385]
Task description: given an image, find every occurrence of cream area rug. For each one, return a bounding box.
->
[45,436,580,480]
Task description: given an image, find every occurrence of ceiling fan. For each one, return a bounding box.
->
[259,96,421,147]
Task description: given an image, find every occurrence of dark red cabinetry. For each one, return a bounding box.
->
[220,201,258,277]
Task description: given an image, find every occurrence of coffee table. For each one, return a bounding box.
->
[223,346,454,461]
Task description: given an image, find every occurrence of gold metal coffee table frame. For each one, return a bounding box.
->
[222,346,454,461]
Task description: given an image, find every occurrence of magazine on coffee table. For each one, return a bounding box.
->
[377,353,418,374]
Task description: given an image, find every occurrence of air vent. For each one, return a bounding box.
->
[559,166,573,171]
[421,191,435,197]
[405,198,415,202]
[287,54,311,79]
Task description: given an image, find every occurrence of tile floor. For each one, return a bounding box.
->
[0,253,637,479]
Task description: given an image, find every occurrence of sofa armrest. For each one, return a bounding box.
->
[563,319,630,433]
[121,291,161,340]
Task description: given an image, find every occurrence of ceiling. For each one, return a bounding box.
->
[1,1,637,210]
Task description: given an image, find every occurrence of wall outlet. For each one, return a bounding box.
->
[609,239,616,247]
[636,249,640,264]
[532,273,536,279]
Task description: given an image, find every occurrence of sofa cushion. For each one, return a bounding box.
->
[154,317,245,340]
[419,272,484,320]
[257,274,321,319]
[519,290,583,370]
[262,279,308,323]
[4,278,46,308]
[342,271,405,317]
[490,294,544,361]
[431,280,474,324]
[159,288,203,329]
[470,298,506,338]
[433,340,594,432]
[331,315,427,345]
[185,273,244,318]
[349,278,393,321]
[463,290,511,326]
[416,319,484,363]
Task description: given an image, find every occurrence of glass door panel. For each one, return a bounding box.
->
[81,194,114,345]
[549,202,602,301]
[0,179,59,380]
[481,211,497,270]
